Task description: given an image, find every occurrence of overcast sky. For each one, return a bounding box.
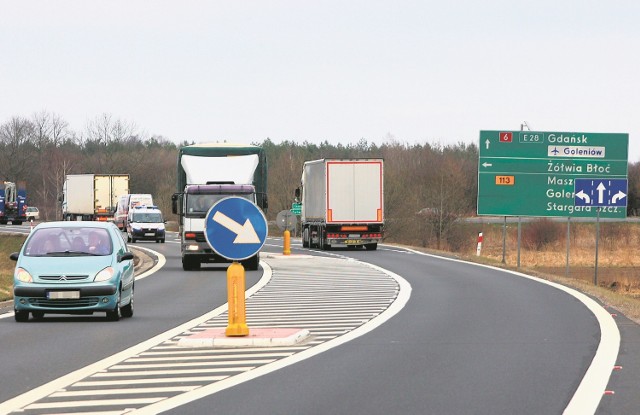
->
[1,1,638,161]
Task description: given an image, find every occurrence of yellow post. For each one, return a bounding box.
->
[225,261,249,336]
[283,229,291,255]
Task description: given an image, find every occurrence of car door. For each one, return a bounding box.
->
[112,226,134,292]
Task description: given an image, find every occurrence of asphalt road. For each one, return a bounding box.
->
[0,228,637,414]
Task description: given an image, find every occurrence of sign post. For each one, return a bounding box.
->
[204,197,267,336]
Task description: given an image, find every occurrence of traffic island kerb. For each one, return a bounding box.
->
[177,327,311,348]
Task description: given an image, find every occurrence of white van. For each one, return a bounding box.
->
[114,194,154,230]
[126,205,165,243]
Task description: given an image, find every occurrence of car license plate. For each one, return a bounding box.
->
[344,239,362,245]
[145,232,155,236]
[47,291,80,300]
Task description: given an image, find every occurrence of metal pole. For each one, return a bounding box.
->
[565,217,571,278]
[517,217,521,269]
[594,208,600,286]
[502,216,506,264]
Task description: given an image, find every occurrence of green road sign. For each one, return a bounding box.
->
[291,202,302,215]
[477,130,629,218]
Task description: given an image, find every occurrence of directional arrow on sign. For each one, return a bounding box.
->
[596,182,606,204]
[612,191,627,204]
[575,190,591,204]
[482,162,492,168]
[213,211,260,244]
[485,139,490,150]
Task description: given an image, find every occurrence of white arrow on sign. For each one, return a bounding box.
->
[213,211,260,244]
[612,191,627,204]
[485,139,490,150]
[596,182,606,204]
[482,162,492,168]
[575,190,591,204]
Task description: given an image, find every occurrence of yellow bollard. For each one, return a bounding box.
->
[225,262,249,336]
[283,230,291,255]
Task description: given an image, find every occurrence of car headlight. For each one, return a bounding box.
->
[158,223,165,230]
[15,268,33,283]
[94,267,115,282]
[132,226,142,231]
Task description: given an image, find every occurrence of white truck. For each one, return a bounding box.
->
[62,174,130,222]
[296,159,384,250]
[171,143,267,271]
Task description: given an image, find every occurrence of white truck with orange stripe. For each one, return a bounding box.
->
[296,159,384,250]
[62,174,129,222]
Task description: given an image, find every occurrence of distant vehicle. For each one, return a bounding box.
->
[0,181,27,225]
[296,159,384,250]
[126,205,165,243]
[171,143,267,271]
[62,174,130,222]
[114,193,154,230]
[25,206,40,221]
[10,221,135,322]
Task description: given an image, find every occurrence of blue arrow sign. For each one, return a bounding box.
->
[574,178,628,207]
[204,197,267,261]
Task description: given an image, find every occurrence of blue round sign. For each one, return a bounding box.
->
[204,197,268,261]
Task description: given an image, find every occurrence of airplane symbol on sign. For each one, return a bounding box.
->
[551,147,559,155]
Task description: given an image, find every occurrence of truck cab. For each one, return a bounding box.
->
[172,184,260,271]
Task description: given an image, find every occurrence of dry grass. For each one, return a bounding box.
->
[0,234,27,302]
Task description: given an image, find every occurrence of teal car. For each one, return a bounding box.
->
[10,221,135,322]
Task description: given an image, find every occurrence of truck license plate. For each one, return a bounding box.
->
[47,291,80,300]
[344,239,362,245]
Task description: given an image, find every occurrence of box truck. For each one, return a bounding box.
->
[62,174,130,221]
[0,181,27,225]
[172,143,267,271]
[296,159,384,250]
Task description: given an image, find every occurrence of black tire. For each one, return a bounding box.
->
[242,255,260,271]
[106,290,121,321]
[182,258,200,271]
[302,228,309,248]
[14,310,29,322]
[161,238,165,243]
[127,234,132,243]
[156,239,160,243]
[365,243,378,251]
[121,285,134,318]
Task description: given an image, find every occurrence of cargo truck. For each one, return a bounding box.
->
[0,181,27,225]
[62,174,130,221]
[296,159,384,250]
[172,143,267,271]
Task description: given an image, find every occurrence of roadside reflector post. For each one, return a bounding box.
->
[225,262,249,337]
[283,230,291,255]
[476,232,483,256]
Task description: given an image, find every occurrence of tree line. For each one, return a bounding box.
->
[1,112,639,251]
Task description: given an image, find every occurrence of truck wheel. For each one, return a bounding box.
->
[365,243,378,251]
[242,255,259,271]
[302,228,309,248]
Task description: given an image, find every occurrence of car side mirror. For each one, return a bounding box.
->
[118,252,135,262]
[9,252,19,261]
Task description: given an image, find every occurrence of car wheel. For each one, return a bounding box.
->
[32,311,45,320]
[156,239,160,243]
[14,310,29,322]
[161,238,165,243]
[127,234,132,243]
[121,285,134,318]
[106,290,122,321]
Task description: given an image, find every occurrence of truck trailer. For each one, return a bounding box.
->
[62,174,130,221]
[172,143,267,271]
[0,181,27,225]
[297,159,384,250]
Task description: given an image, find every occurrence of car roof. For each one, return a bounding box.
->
[35,221,114,230]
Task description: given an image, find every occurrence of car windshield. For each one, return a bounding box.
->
[186,194,254,218]
[132,212,163,223]
[24,227,113,257]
